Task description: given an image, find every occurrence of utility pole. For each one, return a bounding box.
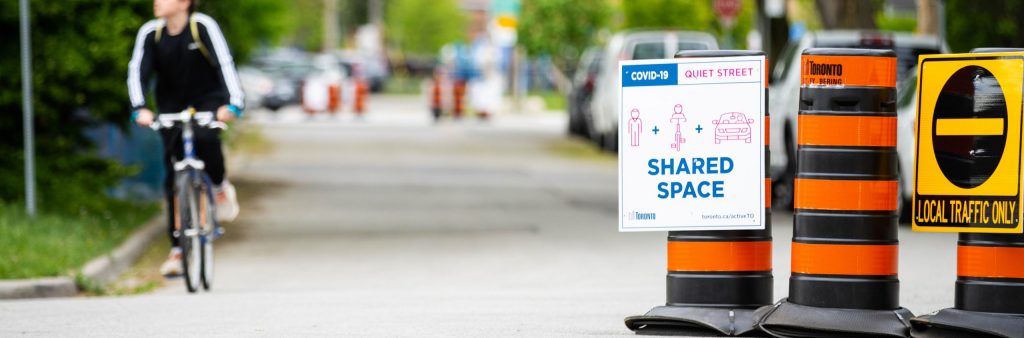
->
[19,0,36,217]
[323,0,339,52]
[369,0,383,26]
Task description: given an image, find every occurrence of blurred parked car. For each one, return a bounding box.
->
[567,46,603,138]
[768,31,948,208]
[589,30,718,152]
[254,51,316,111]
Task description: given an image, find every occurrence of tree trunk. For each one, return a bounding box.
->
[816,0,878,30]
[916,0,938,35]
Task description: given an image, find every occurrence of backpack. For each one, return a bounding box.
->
[154,15,214,65]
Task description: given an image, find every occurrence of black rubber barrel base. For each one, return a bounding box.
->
[625,306,767,336]
[668,272,773,308]
[910,308,1024,338]
[754,299,914,337]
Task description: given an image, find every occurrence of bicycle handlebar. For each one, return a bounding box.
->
[150,110,228,131]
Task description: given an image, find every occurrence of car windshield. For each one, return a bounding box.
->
[678,42,710,51]
[633,41,665,60]
[895,47,940,85]
[898,69,918,107]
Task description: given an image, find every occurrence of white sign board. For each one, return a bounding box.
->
[618,56,766,231]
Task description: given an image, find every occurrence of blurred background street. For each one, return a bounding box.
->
[2,0,1023,336]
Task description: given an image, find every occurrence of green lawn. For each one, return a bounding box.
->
[0,202,158,279]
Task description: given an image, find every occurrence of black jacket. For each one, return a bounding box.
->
[127,13,244,113]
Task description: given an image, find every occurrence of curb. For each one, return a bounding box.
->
[0,211,166,300]
[0,277,77,299]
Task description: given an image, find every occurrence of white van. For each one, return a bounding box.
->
[589,30,718,151]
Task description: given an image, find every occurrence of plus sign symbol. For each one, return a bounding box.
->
[696,124,703,134]
[652,126,660,135]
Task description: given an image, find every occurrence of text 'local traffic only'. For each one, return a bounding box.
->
[619,56,765,232]
[913,52,1024,233]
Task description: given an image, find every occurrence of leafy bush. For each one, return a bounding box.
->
[0,1,282,214]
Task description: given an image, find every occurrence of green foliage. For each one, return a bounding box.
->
[946,0,1024,52]
[875,12,916,33]
[621,0,756,49]
[622,0,714,30]
[200,0,289,62]
[0,1,281,214]
[278,0,325,51]
[518,0,612,72]
[386,0,467,56]
[0,1,150,213]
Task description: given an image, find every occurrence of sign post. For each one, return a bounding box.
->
[618,56,766,232]
[913,52,1024,233]
[20,0,36,217]
[714,0,741,49]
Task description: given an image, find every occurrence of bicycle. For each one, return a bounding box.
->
[150,108,226,292]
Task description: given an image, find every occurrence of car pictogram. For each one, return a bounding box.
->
[712,112,754,143]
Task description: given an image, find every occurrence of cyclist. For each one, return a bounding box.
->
[127,0,243,277]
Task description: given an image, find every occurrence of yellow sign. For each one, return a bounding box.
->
[913,52,1024,233]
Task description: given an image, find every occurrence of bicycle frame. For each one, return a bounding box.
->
[152,108,225,240]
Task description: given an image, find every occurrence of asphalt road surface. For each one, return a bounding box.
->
[1,95,957,337]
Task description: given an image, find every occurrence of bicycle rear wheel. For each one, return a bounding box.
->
[177,173,202,293]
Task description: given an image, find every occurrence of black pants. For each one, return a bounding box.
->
[160,126,226,247]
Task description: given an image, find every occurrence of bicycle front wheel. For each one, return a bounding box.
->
[177,173,202,293]
[199,176,216,291]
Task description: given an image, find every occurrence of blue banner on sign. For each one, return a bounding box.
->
[622,64,677,87]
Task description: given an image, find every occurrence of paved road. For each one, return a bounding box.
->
[1,95,957,336]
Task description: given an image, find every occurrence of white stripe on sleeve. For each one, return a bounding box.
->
[194,14,245,108]
[128,19,161,107]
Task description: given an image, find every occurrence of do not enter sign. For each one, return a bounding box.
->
[913,52,1024,233]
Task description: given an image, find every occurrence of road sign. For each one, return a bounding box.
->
[913,52,1024,233]
[714,0,741,20]
[618,56,766,231]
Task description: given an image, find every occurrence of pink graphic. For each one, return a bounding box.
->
[669,104,687,152]
[711,112,755,144]
[628,108,643,147]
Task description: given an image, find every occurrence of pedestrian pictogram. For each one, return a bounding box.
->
[913,52,1024,233]
[628,108,643,147]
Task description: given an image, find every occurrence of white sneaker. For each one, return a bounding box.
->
[214,179,240,222]
[160,247,183,277]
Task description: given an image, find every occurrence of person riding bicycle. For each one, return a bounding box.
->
[127,0,243,277]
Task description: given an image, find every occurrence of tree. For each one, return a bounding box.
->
[0,0,284,213]
[815,0,879,30]
[202,0,289,61]
[386,0,467,57]
[621,0,756,50]
[622,0,714,30]
[946,0,1024,52]
[517,0,612,74]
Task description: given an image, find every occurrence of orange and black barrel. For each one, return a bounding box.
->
[955,47,1024,316]
[790,48,900,310]
[667,50,772,310]
[453,80,466,119]
[431,75,443,120]
[328,83,341,114]
[354,80,368,116]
